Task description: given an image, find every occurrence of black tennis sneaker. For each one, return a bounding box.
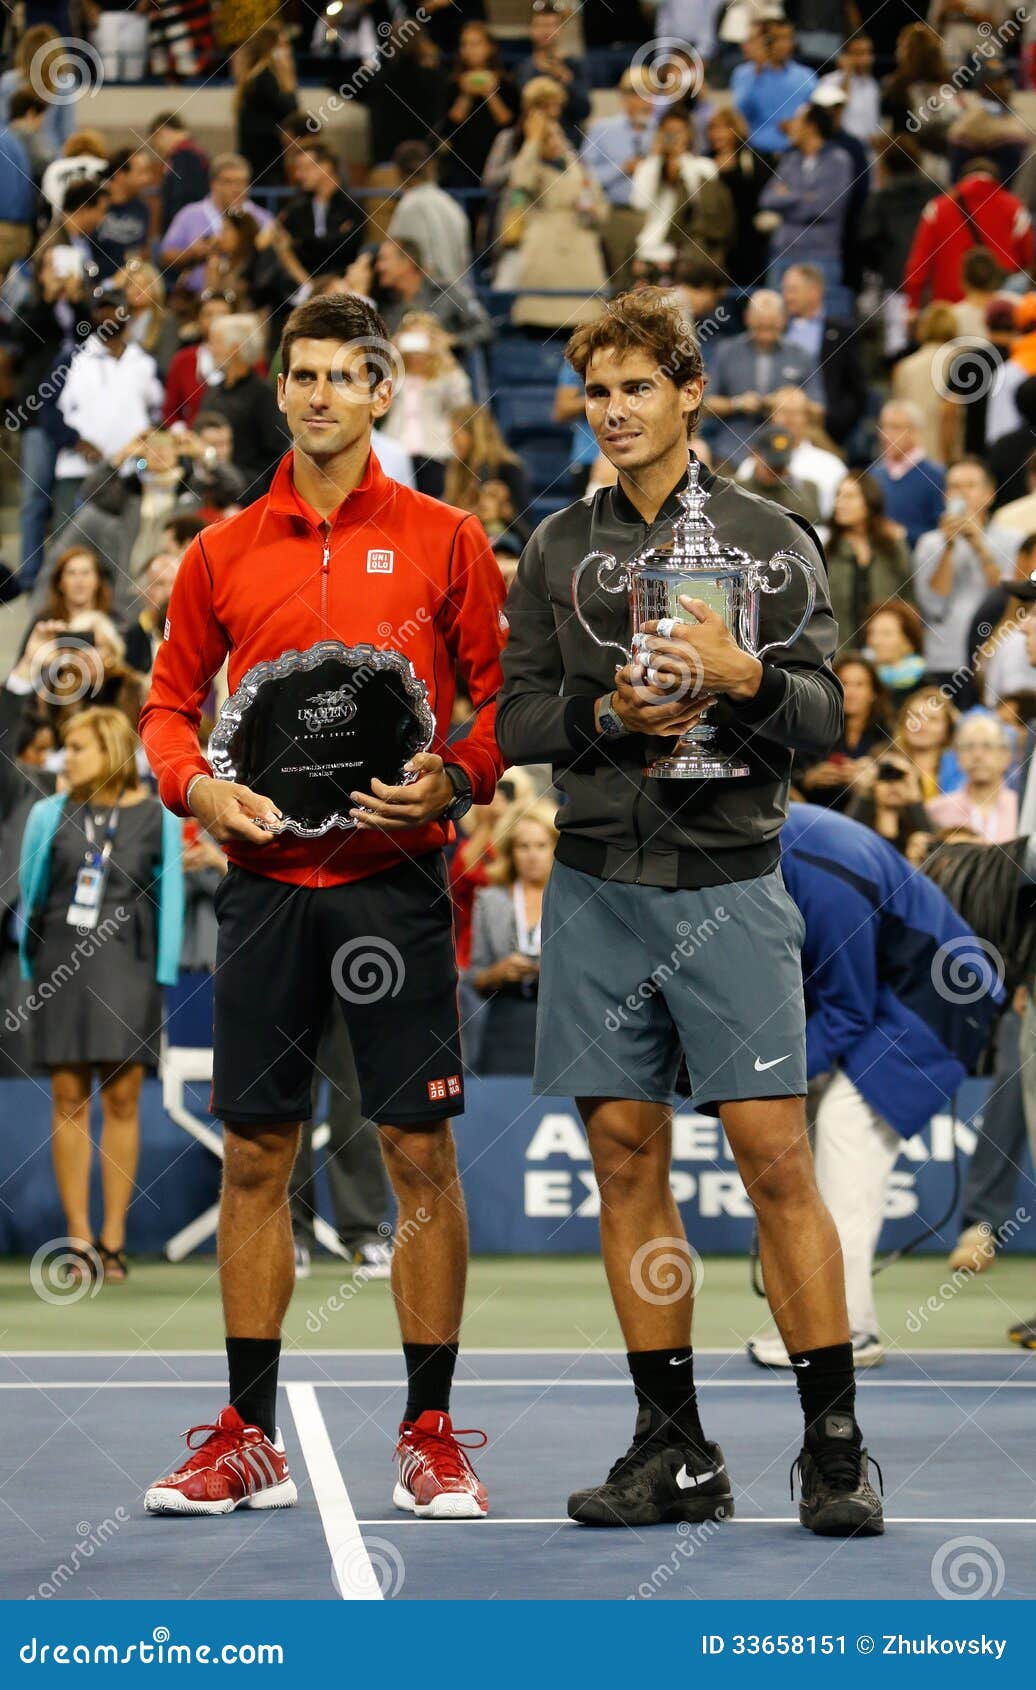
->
[568,1406,734,1527]
[792,1412,884,1537]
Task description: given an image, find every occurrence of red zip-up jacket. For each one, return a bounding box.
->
[139,447,507,888]
[904,176,1034,310]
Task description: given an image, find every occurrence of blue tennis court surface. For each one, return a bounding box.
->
[2,1350,1033,1601]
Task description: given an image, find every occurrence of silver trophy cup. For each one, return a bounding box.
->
[571,460,816,778]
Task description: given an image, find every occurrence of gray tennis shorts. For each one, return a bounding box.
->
[534,859,808,1109]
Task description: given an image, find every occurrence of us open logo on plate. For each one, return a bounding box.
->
[367,548,394,574]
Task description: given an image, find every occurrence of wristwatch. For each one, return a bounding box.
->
[597,694,628,740]
[441,763,474,823]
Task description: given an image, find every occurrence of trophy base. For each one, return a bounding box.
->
[645,751,750,780]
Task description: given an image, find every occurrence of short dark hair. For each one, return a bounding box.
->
[164,512,208,546]
[194,409,232,432]
[961,246,1006,292]
[279,292,392,378]
[9,85,47,121]
[301,139,337,170]
[105,146,136,180]
[63,179,107,215]
[394,140,434,177]
[150,110,186,133]
[565,287,706,436]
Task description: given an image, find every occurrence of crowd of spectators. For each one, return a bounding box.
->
[0,0,1035,1289]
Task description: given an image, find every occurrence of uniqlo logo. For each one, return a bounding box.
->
[427,1078,447,1101]
[446,1075,462,1097]
[367,548,394,574]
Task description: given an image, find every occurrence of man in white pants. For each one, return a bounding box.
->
[748,804,1004,1370]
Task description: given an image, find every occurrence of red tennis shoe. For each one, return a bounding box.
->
[145,1405,298,1516]
[394,1410,489,1519]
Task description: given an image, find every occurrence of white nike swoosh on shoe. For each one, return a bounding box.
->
[754,1054,791,1071]
[676,1465,719,1490]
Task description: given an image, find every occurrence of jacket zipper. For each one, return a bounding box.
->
[630,514,651,884]
[320,521,330,633]
[316,521,332,888]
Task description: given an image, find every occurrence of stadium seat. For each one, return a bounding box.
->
[519,443,571,499]
[495,387,560,440]
[489,339,566,389]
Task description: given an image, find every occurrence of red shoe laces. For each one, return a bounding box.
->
[403,1423,487,1480]
[179,1421,250,1462]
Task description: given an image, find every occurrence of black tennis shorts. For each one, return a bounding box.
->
[211,850,463,1130]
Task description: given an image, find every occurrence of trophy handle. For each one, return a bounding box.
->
[742,550,816,660]
[572,551,635,665]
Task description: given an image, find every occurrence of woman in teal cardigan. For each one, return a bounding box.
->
[18,707,184,1284]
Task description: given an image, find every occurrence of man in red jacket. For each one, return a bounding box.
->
[904,158,1034,311]
[139,293,506,1521]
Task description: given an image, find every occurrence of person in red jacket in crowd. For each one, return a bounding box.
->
[162,291,236,427]
[139,293,506,1523]
[904,158,1034,311]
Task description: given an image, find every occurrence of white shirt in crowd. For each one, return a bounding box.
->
[388,184,472,287]
[56,335,164,480]
[371,428,415,488]
[738,440,847,519]
[914,523,1021,673]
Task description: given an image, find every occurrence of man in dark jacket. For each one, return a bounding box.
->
[498,287,884,1539]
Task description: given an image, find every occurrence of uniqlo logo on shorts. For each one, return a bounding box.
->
[367,548,394,574]
[427,1078,447,1101]
[446,1075,462,1097]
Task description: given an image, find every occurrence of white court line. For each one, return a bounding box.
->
[0,1348,1023,1358]
[353,1516,1036,1527]
[286,1381,380,1602]
[1,1378,1033,1390]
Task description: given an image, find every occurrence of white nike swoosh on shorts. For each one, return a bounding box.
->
[754,1054,791,1071]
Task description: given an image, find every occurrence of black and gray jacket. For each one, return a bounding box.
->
[496,459,843,890]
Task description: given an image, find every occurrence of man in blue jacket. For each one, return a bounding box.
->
[749,805,1004,1368]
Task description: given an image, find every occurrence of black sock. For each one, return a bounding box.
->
[788,1342,857,1440]
[226,1337,281,1441]
[627,1347,707,1448]
[402,1342,458,1423]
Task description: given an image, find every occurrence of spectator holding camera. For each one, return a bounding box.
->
[915,458,1021,692]
[18,707,184,1284]
[441,22,518,191]
[160,153,272,293]
[631,105,734,271]
[846,745,932,854]
[797,654,891,811]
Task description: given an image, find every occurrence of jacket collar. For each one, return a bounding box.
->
[265,445,392,528]
[609,451,716,528]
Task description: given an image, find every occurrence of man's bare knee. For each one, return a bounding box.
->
[380,1125,456,1205]
[582,1102,671,1205]
[223,1126,299,1199]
